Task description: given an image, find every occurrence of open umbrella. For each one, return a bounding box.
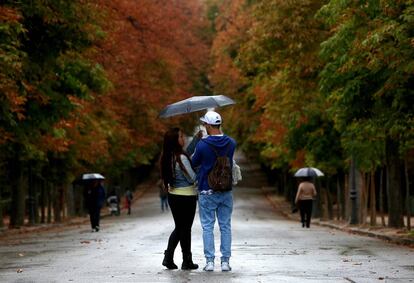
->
[159,95,235,118]
[82,173,105,180]
[294,167,324,177]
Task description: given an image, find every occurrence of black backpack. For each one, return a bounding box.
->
[205,142,232,192]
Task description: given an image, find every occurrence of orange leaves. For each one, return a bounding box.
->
[0,129,13,145]
[252,85,268,111]
[39,134,71,153]
[253,115,287,146]
[208,0,331,169]
[39,122,73,153]
[290,150,306,169]
[0,6,21,22]
[2,89,27,119]
[86,0,209,166]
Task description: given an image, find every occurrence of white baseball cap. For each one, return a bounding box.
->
[200,111,222,125]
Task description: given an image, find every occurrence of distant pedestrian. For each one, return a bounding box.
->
[192,111,236,272]
[295,177,317,228]
[160,127,198,270]
[85,180,106,232]
[157,179,169,212]
[125,189,133,215]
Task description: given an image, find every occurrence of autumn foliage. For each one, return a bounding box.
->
[89,0,209,167]
[0,0,209,227]
[207,0,413,228]
[1,0,412,229]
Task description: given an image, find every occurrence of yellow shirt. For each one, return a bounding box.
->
[169,185,197,196]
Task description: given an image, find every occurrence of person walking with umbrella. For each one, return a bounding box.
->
[84,178,106,232]
[294,167,323,228]
[295,177,317,228]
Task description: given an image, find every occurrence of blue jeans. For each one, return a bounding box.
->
[198,191,233,263]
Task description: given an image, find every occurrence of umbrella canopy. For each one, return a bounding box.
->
[159,95,235,118]
[82,173,105,180]
[294,167,324,177]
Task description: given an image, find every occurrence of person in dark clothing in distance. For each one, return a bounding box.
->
[85,180,106,232]
[157,179,169,212]
[125,189,133,215]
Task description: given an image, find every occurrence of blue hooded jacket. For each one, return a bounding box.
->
[192,135,236,192]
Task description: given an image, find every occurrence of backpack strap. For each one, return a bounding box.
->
[202,140,231,157]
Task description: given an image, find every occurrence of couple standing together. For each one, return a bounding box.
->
[160,110,236,272]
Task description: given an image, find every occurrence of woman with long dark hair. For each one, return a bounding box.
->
[160,128,198,270]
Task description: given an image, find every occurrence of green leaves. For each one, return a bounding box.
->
[56,55,109,98]
[318,0,414,165]
[209,0,413,178]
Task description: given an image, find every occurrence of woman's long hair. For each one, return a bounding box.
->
[160,128,192,188]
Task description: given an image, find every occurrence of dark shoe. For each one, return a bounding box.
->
[181,252,198,270]
[162,250,178,269]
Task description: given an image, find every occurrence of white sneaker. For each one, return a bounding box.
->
[221,262,231,272]
[203,261,214,272]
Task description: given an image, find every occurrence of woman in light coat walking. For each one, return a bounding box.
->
[295,177,317,228]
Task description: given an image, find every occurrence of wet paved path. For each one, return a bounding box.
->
[0,164,413,282]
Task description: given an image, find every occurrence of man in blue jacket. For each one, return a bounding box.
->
[192,110,236,272]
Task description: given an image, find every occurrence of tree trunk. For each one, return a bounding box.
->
[40,179,45,224]
[379,167,386,226]
[360,172,368,225]
[386,139,404,228]
[27,166,36,226]
[344,173,350,220]
[336,176,341,220]
[405,158,411,231]
[349,158,361,224]
[9,159,26,228]
[320,186,329,220]
[34,180,40,224]
[47,183,52,224]
[341,174,346,220]
[67,184,75,217]
[53,186,62,223]
[326,177,333,220]
[370,170,377,226]
[313,178,322,218]
[61,185,66,220]
[0,199,4,228]
[283,171,289,201]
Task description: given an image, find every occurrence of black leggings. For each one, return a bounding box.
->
[166,193,197,254]
[89,206,101,229]
[298,199,313,228]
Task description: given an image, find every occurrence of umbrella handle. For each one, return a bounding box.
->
[198,125,207,138]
